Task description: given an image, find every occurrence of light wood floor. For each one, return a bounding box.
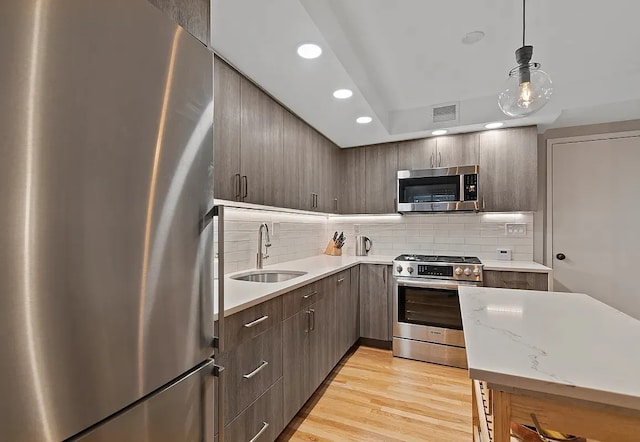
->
[277,346,473,442]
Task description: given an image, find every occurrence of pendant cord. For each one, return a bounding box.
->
[522,0,526,47]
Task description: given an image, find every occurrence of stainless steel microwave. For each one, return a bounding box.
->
[397,165,479,213]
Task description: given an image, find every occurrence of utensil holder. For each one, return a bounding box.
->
[323,240,342,256]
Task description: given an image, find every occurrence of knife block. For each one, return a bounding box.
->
[323,240,342,256]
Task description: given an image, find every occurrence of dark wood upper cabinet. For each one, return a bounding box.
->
[340,147,366,214]
[435,132,479,167]
[365,143,398,214]
[479,126,537,212]
[397,138,437,170]
[213,58,241,201]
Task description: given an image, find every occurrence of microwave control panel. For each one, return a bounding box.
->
[463,174,478,201]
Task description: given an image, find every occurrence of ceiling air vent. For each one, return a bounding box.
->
[432,104,457,123]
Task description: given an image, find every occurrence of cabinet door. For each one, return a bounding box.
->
[308,295,333,393]
[359,264,391,341]
[348,266,360,347]
[240,79,284,206]
[339,147,366,214]
[298,126,320,211]
[365,143,398,213]
[317,136,335,212]
[483,270,548,291]
[479,126,537,211]
[213,58,241,201]
[337,270,352,356]
[325,271,351,363]
[282,310,309,425]
[435,132,479,167]
[397,137,437,170]
[282,111,303,209]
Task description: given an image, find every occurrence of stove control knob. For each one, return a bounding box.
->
[473,268,481,276]
[463,267,472,276]
[454,267,463,276]
[396,265,403,273]
[407,267,414,274]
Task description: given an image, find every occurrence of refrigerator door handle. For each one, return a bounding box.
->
[215,205,225,353]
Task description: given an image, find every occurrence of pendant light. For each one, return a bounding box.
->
[498,0,553,117]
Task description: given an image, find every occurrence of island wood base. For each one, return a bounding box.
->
[472,380,640,442]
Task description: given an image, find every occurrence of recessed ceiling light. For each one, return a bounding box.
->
[432,129,448,136]
[297,43,322,59]
[356,116,372,124]
[462,31,485,45]
[333,89,353,99]
[484,122,504,129]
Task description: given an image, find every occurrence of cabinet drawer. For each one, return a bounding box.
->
[224,296,282,348]
[225,377,284,442]
[282,281,322,319]
[218,322,283,424]
[483,270,548,291]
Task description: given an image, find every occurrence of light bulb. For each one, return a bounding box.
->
[518,81,532,107]
[498,63,552,117]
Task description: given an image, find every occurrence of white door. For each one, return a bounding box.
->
[551,134,640,319]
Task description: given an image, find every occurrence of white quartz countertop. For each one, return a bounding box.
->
[481,260,552,273]
[215,254,394,318]
[459,286,640,411]
[214,256,552,319]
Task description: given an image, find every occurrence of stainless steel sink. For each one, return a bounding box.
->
[231,270,307,283]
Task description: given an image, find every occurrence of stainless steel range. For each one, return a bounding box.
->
[392,254,483,368]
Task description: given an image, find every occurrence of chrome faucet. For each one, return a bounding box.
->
[256,223,271,269]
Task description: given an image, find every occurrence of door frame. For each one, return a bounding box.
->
[545,130,640,268]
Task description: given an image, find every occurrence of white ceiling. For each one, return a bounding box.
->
[212,0,640,147]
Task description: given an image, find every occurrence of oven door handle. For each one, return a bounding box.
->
[395,278,463,291]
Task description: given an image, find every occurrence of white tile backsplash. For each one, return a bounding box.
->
[217,207,535,273]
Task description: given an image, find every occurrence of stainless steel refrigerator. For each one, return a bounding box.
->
[0,0,223,440]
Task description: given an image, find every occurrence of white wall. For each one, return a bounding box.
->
[217,207,534,274]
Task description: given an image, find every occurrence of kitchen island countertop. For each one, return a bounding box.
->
[459,285,640,411]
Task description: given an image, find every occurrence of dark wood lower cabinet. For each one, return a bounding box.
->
[217,322,282,424]
[221,264,390,441]
[282,309,310,425]
[483,270,549,291]
[359,264,391,341]
[224,378,284,442]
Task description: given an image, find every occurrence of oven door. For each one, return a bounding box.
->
[393,278,468,347]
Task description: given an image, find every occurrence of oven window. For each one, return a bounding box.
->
[398,286,463,330]
[398,176,460,204]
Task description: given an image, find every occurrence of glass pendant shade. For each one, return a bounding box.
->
[498,62,553,117]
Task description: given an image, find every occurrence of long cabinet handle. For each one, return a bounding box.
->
[309,308,315,331]
[438,151,442,167]
[334,198,338,212]
[248,422,270,442]
[383,269,386,285]
[303,291,318,300]
[242,360,269,379]
[304,310,310,333]
[234,173,241,200]
[430,153,434,168]
[242,175,248,199]
[243,315,269,328]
